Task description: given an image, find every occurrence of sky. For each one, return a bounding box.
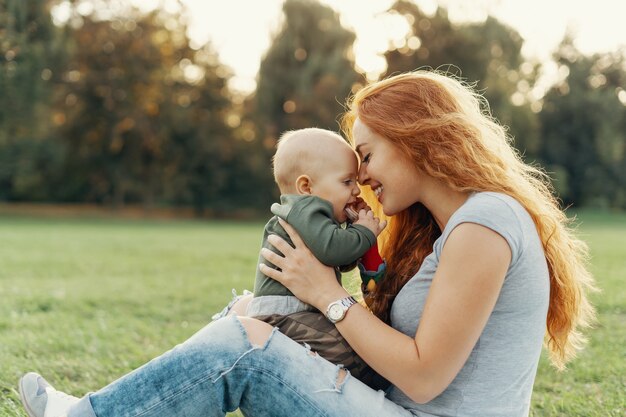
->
[68,0,626,94]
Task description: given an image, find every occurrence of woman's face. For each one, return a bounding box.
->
[353,118,422,216]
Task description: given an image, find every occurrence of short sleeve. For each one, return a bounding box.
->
[436,193,527,266]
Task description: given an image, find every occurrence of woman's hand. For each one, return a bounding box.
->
[259,218,348,311]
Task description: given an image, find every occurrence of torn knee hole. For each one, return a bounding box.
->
[312,367,348,394]
[302,342,318,357]
[239,317,274,347]
[336,368,347,386]
[228,294,253,316]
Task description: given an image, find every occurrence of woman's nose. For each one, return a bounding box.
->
[352,185,361,196]
[358,165,369,185]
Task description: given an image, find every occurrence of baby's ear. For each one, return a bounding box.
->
[295,175,312,195]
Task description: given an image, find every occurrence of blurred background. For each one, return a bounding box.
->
[1,0,625,217]
[2,3,625,415]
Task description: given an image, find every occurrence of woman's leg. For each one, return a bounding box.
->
[211,290,253,320]
[31,315,413,417]
[67,316,268,417]
[227,293,253,316]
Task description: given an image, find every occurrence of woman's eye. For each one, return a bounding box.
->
[362,153,371,164]
[344,180,354,185]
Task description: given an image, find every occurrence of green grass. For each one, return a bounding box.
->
[529,210,626,416]
[0,211,624,416]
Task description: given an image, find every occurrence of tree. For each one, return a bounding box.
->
[0,0,67,201]
[249,0,363,205]
[383,0,541,159]
[52,3,236,211]
[539,38,626,208]
[256,0,361,135]
[160,48,260,215]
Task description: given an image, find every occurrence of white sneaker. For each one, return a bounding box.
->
[19,372,80,417]
[43,387,80,417]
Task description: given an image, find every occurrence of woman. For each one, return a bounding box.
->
[20,71,595,417]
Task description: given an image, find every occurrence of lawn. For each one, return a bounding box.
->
[0,211,624,416]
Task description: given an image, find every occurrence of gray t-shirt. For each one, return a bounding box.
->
[388,192,549,417]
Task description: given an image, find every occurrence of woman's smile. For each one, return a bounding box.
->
[373,185,384,201]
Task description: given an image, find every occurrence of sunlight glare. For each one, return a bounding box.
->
[617,89,626,106]
[53,0,626,95]
[76,1,94,16]
[51,1,71,26]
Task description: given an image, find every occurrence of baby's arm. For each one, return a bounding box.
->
[285,201,379,266]
[354,209,387,238]
[350,205,386,291]
[350,202,386,270]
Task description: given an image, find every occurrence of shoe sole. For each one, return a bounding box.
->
[18,375,37,417]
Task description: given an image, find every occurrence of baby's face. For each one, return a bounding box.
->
[310,145,361,223]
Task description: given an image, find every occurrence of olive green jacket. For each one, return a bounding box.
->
[254,194,376,297]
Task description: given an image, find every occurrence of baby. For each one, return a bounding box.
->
[248,127,388,389]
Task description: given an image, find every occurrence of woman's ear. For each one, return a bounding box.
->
[295,175,312,195]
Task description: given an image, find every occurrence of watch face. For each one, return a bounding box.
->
[328,303,344,320]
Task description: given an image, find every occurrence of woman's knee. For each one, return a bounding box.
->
[239,317,274,347]
[228,293,253,316]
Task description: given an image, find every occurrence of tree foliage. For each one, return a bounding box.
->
[246,0,364,205]
[540,39,626,208]
[42,3,246,213]
[384,0,541,158]
[255,0,361,137]
[0,0,67,200]
[0,0,624,211]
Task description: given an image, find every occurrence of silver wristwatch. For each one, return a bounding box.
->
[325,296,357,324]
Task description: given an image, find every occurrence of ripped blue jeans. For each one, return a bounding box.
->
[67,315,414,417]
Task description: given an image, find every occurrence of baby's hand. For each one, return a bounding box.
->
[352,197,371,213]
[344,197,372,222]
[355,209,387,237]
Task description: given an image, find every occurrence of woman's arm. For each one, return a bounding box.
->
[260,219,511,403]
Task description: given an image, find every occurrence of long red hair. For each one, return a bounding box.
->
[342,71,596,369]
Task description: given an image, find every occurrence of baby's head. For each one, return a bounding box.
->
[273,128,361,223]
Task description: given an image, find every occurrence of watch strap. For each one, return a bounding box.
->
[326,296,357,323]
[339,296,357,309]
